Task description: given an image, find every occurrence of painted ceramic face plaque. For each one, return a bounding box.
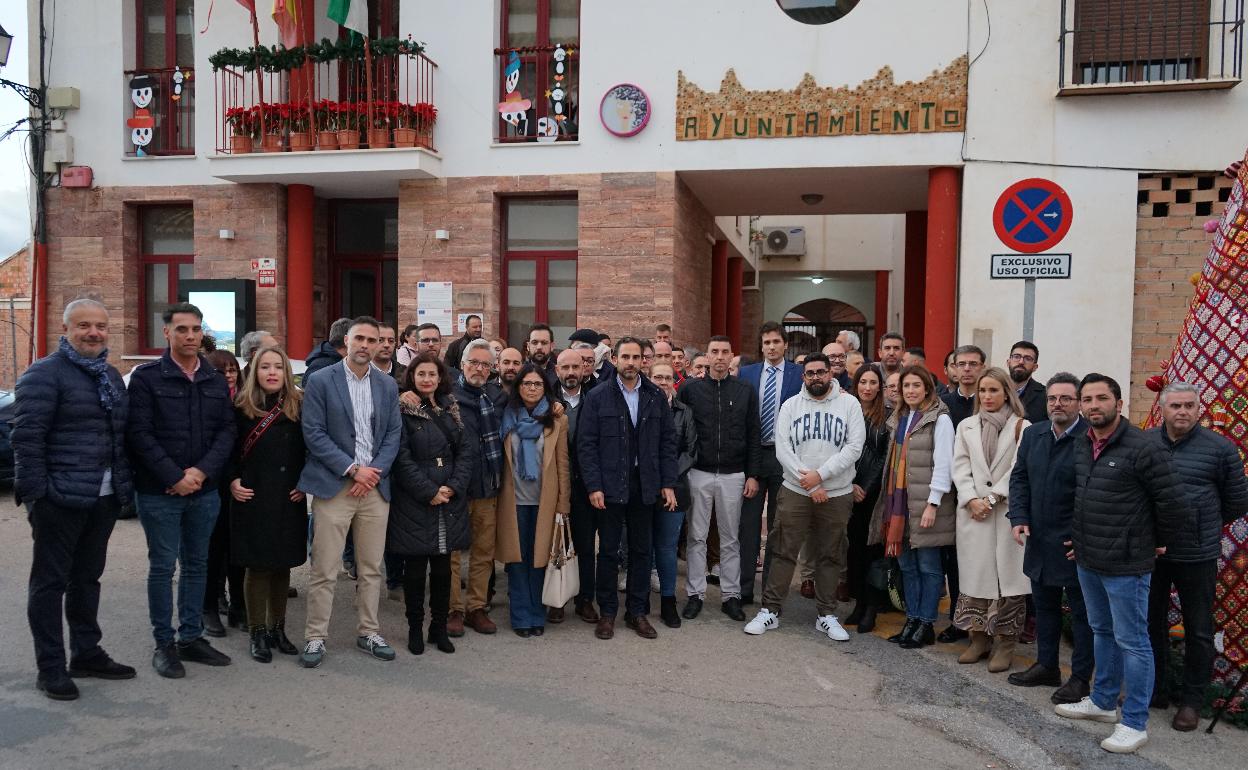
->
[600,84,650,138]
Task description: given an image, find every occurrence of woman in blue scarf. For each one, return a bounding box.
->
[495,364,570,637]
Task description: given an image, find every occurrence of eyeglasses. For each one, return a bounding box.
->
[827,354,847,361]
[954,361,981,369]
[1046,395,1076,405]
[520,381,545,388]
[464,360,491,369]
[1009,353,1037,364]
[418,337,440,345]
[803,369,830,378]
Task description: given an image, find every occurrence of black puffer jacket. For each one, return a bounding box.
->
[1072,418,1190,576]
[852,411,890,505]
[1149,425,1248,563]
[678,374,761,477]
[13,350,133,508]
[671,397,698,511]
[387,397,476,557]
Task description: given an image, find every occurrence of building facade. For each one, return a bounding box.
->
[20,0,1248,419]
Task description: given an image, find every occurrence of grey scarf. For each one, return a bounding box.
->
[979,407,1011,467]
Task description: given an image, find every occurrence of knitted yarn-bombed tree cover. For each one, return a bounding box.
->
[1145,149,1248,689]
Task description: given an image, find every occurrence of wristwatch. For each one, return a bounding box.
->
[984,493,999,508]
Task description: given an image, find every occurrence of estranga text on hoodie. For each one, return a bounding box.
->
[787,411,851,452]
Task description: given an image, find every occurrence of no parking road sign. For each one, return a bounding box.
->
[993,178,1073,254]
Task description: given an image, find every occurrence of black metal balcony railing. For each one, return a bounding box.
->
[493,44,579,143]
[124,67,195,156]
[1059,0,1244,89]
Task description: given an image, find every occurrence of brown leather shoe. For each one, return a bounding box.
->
[1172,705,1199,732]
[575,599,600,624]
[546,606,565,624]
[625,614,658,639]
[595,616,615,640]
[446,611,465,638]
[465,608,497,635]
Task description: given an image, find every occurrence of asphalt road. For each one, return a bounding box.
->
[0,499,1244,769]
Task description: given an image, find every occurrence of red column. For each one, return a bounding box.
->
[34,241,48,358]
[711,240,728,337]
[286,184,315,359]
[923,168,960,368]
[903,210,927,348]
[873,269,889,351]
[727,256,744,353]
[290,1,316,115]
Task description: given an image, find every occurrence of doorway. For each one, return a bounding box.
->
[329,200,398,326]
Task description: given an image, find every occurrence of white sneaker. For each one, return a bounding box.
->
[816,614,850,641]
[650,569,661,593]
[744,608,779,635]
[1054,696,1119,723]
[1100,723,1148,754]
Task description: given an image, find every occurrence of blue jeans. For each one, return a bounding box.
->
[651,509,686,598]
[1078,565,1153,731]
[137,492,220,646]
[504,505,546,630]
[897,545,943,623]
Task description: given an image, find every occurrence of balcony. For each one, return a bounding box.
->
[493,44,580,143]
[1058,0,1244,95]
[124,67,195,157]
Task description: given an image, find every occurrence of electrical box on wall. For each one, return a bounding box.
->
[43,133,73,172]
[61,166,93,188]
[46,87,80,110]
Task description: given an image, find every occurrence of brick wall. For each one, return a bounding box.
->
[399,172,706,347]
[43,183,286,370]
[0,246,32,389]
[1131,171,1234,422]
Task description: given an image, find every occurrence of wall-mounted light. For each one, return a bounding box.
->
[810,276,825,285]
[801,193,824,206]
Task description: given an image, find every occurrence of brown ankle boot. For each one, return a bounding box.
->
[958,630,991,664]
[987,634,1018,673]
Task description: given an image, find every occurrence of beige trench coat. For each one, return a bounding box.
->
[952,413,1031,599]
[494,414,571,569]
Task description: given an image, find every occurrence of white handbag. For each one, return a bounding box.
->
[542,513,580,608]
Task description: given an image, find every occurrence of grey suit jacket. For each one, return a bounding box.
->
[298,360,401,501]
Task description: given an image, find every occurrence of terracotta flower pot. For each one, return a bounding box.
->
[260,133,283,153]
[228,134,253,154]
[367,127,391,149]
[288,132,314,152]
[392,127,418,148]
[316,130,339,150]
[336,129,361,149]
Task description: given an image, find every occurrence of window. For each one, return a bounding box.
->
[1068,0,1216,85]
[776,0,862,25]
[496,0,580,143]
[503,198,577,346]
[139,206,195,353]
[131,0,195,156]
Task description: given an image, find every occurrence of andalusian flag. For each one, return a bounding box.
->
[272,0,300,48]
[328,0,367,35]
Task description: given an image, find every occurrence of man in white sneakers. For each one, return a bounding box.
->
[744,353,864,641]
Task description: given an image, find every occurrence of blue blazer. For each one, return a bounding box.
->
[738,359,804,414]
[298,361,402,501]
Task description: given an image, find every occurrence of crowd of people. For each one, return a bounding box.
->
[15,298,1248,756]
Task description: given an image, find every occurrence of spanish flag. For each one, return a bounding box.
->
[272,0,300,48]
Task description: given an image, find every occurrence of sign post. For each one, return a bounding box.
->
[992,179,1075,341]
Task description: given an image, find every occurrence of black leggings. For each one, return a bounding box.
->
[403,554,451,630]
[846,501,885,605]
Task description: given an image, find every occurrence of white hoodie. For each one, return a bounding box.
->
[774,380,866,498]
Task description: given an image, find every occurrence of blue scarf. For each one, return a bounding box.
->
[59,336,120,412]
[501,397,549,482]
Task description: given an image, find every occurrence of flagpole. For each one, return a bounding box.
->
[250,6,266,138]
[364,34,375,141]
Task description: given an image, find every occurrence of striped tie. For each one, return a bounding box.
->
[761,365,777,444]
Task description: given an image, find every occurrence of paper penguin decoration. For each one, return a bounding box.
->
[499,51,532,136]
[127,74,156,156]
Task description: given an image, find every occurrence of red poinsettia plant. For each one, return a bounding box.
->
[225,106,259,138]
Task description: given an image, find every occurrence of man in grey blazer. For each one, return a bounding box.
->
[298,316,402,668]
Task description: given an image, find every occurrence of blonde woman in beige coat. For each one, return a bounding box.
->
[952,367,1030,672]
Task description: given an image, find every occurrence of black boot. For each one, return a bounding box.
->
[428,623,455,654]
[408,624,425,655]
[889,618,919,644]
[202,611,226,638]
[248,627,272,663]
[901,621,935,649]
[857,604,878,634]
[267,621,298,655]
[844,603,865,627]
[660,596,682,629]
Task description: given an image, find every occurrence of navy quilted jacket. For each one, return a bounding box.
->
[13,350,133,508]
[1149,424,1248,563]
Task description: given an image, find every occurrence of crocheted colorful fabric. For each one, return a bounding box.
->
[1147,151,1248,688]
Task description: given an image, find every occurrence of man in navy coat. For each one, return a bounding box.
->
[737,321,804,603]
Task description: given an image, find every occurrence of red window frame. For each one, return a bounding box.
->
[134,0,193,70]
[133,0,195,156]
[327,199,399,328]
[137,204,195,355]
[497,0,581,143]
[500,197,578,346]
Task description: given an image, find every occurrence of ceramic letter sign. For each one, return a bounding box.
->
[600,84,651,138]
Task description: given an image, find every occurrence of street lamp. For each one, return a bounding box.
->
[0,24,13,68]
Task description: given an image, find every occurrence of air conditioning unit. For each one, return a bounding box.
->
[760,227,806,258]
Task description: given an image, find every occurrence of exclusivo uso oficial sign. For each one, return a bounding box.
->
[989,253,1072,279]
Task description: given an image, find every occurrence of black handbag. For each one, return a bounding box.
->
[866,556,906,612]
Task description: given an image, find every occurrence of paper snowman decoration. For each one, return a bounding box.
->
[536,117,559,142]
[171,66,185,102]
[498,51,531,136]
[550,46,568,133]
[127,74,156,156]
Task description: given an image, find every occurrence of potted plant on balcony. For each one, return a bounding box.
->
[336,101,363,149]
[314,99,339,150]
[225,106,257,154]
[368,102,392,149]
[288,100,314,151]
[257,103,285,153]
